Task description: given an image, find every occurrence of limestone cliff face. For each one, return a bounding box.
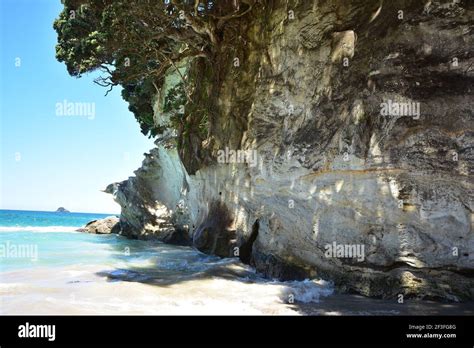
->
[108,0,474,300]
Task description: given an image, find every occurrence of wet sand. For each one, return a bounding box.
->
[3,262,473,315]
[294,294,474,315]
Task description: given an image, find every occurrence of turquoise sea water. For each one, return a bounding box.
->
[0,210,116,271]
[0,209,113,229]
[0,209,333,314]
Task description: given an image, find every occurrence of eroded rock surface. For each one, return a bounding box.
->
[78,216,120,234]
[108,0,474,300]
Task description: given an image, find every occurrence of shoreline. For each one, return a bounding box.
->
[294,294,474,316]
[2,220,473,316]
[2,255,474,316]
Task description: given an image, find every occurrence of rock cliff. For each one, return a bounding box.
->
[106,0,473,301]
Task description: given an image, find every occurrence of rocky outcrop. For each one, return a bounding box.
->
[55,207,70,213]
[104,145,192,245]
[78,216,120,234]
[108,0,474,301]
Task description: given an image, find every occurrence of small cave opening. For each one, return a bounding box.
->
[239,219,259,265]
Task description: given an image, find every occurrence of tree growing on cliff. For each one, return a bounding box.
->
[54,0,255,137]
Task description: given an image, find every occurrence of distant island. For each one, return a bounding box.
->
[55,207,70,213]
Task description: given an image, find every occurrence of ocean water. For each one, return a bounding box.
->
[0,209,333,315]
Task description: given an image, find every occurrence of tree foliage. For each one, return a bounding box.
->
[54,0,255,136]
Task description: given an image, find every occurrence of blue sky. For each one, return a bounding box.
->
[0,0,155,213]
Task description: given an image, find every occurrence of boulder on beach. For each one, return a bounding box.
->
[77,216,120,234]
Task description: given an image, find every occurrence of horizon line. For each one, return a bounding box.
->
[0,208,120,215]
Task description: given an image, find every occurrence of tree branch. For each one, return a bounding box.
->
[171,0,218,46]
